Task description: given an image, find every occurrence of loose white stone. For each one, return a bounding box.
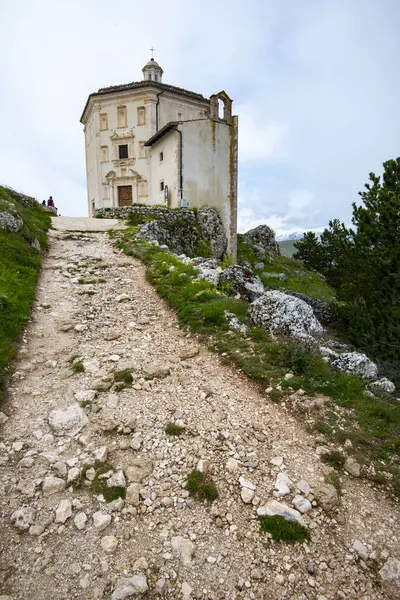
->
[67,467,80,484]
[111,574,148,600]
[94,446,108,463]
[93,511,112,531]
[226,458,239,472]
[353,540,369,561]
[74,511,88,530]
[257,500,305,526]
[239,476,256,490]
[344,457,361,477]
[42,476,66,497]
[74,390,97,403]
[171,535,195,566]
[207,556,217,564]
[292,495,312,514]
[241,487,255,504]
[11,507,36,531]
[55,498,72,523]
[270,456,284,467]
[48,404,88,436]
[107,470,126,489]
[297,480,312,495]
[101,535,118,553]
[275,472,293,497]
[108,355,121,362]
[379,557,400,599]
[107,394,119,409]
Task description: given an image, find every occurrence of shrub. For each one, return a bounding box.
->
[165,422,185,436]
[259,515,310,543]
[185,468,218,502]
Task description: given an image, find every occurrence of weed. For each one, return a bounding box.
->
[165,422,185,436]
[76,461,126,502]
[185,468,218,502]
[72,361,85,373]
[320,451,346,470]
[113,369,133,388]
[78,290,97,296]
[78,278,106,285]
[259,515,310,543]
[325,471,342,494]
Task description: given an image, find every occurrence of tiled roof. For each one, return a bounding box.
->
[81,80,209,123]
[144,122,179,147]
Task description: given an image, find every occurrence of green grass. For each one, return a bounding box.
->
[165,422,185,436]
[0,187,51,402]
[278,240,297,257]
[320,451,346,470]
[259,515,310,543]
[72,361,85,373]
[113,369,133,388]
[185,468,218,502]
[112,229,400,498]
[77,278,106,284]
[238,235,335,303]
[325,471,342,494]
[78,290,97,296]
[76,461,126,502]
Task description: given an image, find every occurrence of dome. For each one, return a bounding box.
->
[142,57,164,83]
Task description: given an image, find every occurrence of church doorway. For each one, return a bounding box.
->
[118,185,132,206]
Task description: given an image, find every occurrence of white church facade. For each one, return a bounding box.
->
[80,56,238,255]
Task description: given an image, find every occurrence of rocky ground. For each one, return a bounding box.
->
[0,230,399,600]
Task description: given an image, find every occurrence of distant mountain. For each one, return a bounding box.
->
[276,232,305,242]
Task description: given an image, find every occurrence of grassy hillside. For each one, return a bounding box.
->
[278,239,297,257]
[0,187,51,401]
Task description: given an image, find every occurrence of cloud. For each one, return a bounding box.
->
[0,0,399,232]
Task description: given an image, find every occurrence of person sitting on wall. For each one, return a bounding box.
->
[47,196,54,207]
[42,200,46,206]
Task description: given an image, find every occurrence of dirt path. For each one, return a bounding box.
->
[0,230,398,600]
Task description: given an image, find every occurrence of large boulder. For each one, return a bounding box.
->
[249,290,324,341]
[219,265,264,302]
[331,352,378,381]
[197,207,227,259]
[369,377,395,394]
[48,404,88,436]
[242,225,280,261]
[283,290,336,325]
[379,558,400,600]
[0,210,23,232]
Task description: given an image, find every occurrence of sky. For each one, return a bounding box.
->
[0,0,399,236]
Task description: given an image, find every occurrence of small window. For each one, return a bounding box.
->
[159,151,164,162]
[137,106,145,126]
[160,180,164,192]
[100,113,108,130]
[118,144,129,159]
[139,141,146,158]
[117,106,127,128]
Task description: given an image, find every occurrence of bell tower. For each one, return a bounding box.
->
[142,49,163,83]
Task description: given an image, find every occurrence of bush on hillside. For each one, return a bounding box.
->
[0,187,51,400]
[293,158,400,377]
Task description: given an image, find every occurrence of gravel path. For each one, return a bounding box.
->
[0,231,398,600]
[52,216,126,231]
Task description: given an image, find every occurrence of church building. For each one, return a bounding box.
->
[80,55,238,255]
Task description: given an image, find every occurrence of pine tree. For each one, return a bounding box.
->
[339,158,400,358]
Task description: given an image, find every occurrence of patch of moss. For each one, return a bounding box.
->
[113,369,133,388]
[72,361,85,373]
[185,468,218,502]
[320,451,346,470]
[259,515,310,543]
[325,471,342,494]
[165,422,185,436]
[76,461,126,502]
